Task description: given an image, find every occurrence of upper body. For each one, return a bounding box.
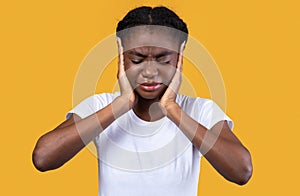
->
[32,6,253,195]
[66,92,234,196]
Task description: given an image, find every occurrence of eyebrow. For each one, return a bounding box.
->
[128,51,147,58]
[155,51,174,58]
[128,51,174,58]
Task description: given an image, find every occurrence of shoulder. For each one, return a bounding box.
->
[176,94,233,129]
[176,94,213,110]
[66,92,120,119]
[79,92,120,106]
[91,92,120,104]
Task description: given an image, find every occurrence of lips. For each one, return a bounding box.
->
[139,82,162,91]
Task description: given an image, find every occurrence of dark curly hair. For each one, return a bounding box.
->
[116,6,188,45]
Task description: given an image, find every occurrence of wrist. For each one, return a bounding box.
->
[164,102,181,121]
[111,96,133,118]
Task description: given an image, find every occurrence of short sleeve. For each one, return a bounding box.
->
[197,99,234,130]
[66,93,118,120]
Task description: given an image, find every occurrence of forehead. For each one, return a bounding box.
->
[126,46,176,57]
[121,26,181,53]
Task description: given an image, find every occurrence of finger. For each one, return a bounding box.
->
[176,41,185,72]
[116,37,125,74]
[170,41,185,86]
[168,65,182,94]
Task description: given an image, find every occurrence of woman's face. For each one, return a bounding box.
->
[121,27,181,100]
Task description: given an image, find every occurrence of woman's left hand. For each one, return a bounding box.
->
[159,41,185,113]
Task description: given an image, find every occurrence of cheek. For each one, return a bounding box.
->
[160,65,176,83]
[124,61,141,85]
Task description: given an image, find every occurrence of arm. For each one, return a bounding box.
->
[160,42,252,185]
[32,97,130,172]
[166,104,252,185]
[32,38,135,172]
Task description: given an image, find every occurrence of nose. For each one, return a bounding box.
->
[141,61,158,78]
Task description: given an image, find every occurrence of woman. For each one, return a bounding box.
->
[32,6,252,196]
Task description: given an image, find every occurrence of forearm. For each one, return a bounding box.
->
[203,135,252,185]
[32,97,128,172]
[165,103,252,185]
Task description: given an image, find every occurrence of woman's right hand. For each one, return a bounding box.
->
[32,38,137,172]
[116,37,136,110]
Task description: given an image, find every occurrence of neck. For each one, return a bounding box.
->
[133,96,165,122]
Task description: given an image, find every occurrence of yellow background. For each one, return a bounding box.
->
[1,0,299,195]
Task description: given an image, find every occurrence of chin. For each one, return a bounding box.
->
[136,92,161,100]
[135,86,167,100]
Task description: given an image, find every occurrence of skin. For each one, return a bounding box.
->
[32,27,253,185]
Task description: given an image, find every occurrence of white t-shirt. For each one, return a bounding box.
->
[67,92,233,196]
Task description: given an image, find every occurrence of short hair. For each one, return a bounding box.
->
[116,6,188,45]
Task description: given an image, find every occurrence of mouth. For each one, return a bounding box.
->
[138,82,163,91]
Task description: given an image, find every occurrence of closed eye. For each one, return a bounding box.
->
[131,59,143,64]
[158,61,170,65]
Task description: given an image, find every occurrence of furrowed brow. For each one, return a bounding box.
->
[155,51,174,58]
[128,51,147,58]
